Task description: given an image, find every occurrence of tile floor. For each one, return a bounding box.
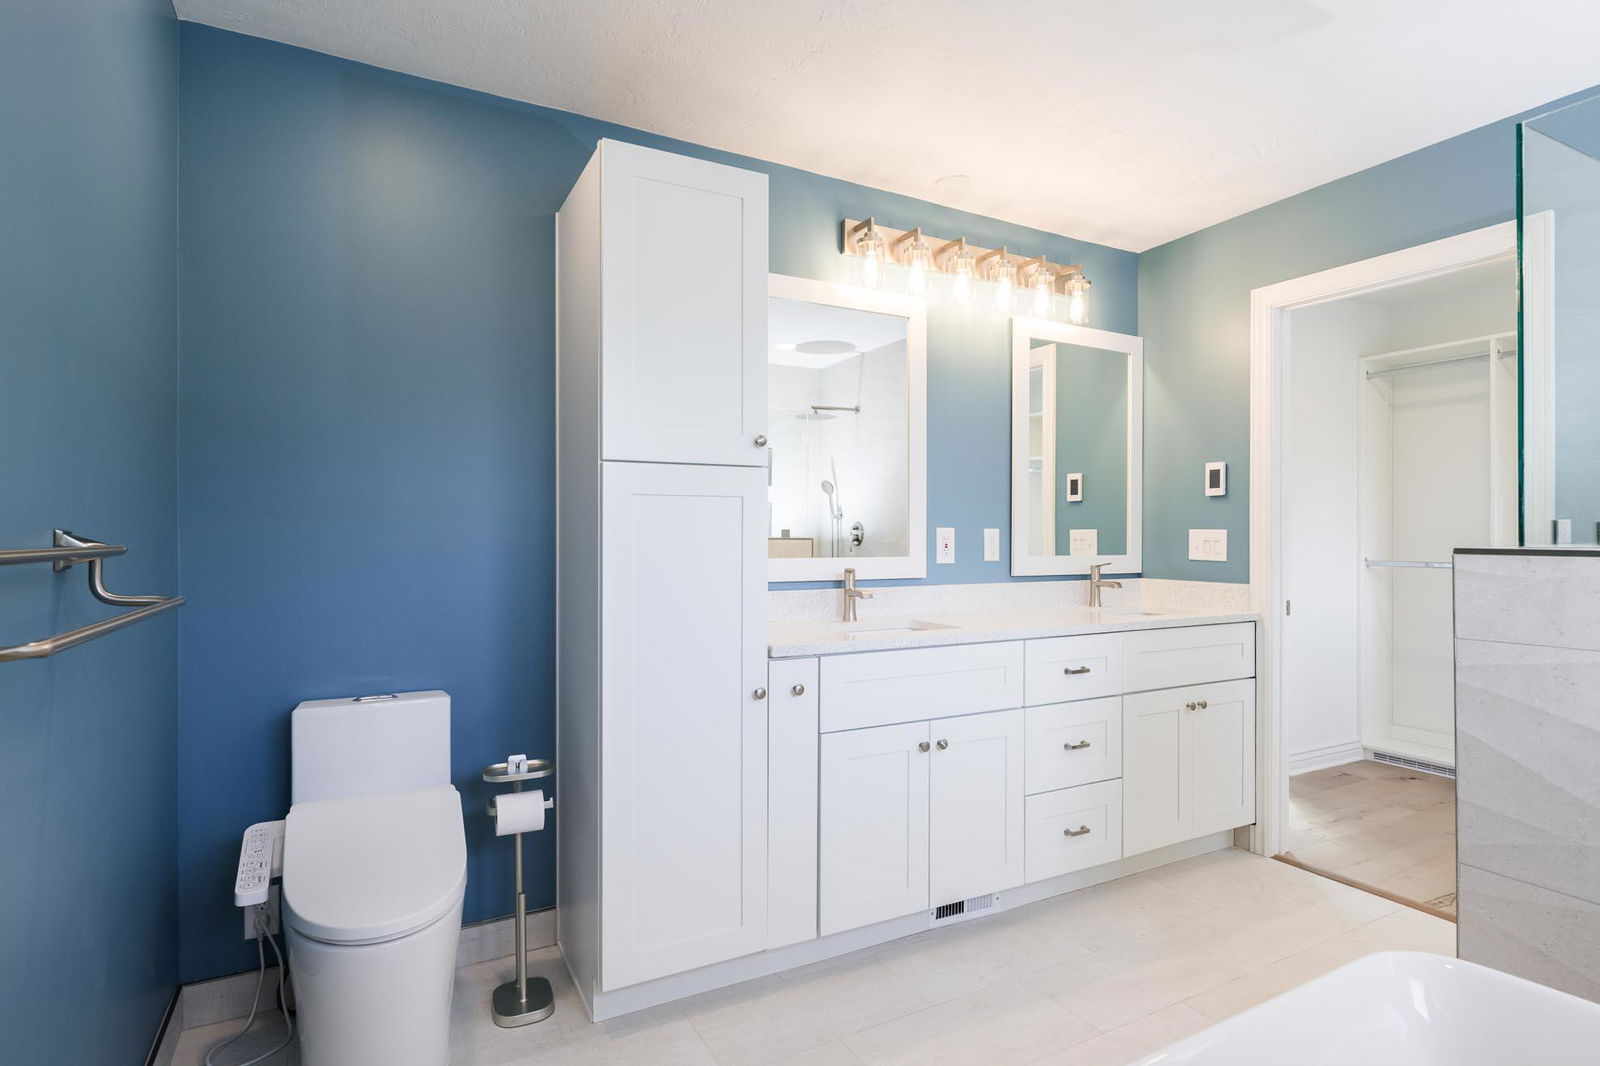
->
[171,848,1455,1066]
[1282,759,1457,916]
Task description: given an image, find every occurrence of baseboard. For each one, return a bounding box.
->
[177,907,555,1030]
[145,987,181,1066]
[1288,740,1367,776]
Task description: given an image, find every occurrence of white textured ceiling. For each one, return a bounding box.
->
[173,0,1600,250]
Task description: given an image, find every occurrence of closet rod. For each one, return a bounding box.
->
[1365,352,1489,380]
[1364,558,1453,569]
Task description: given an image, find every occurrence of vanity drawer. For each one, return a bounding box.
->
[1122,623,1255,693]
[819,642,1025,733]
[1024,779,1122,883]
[1026,697,1122,794]
[1025,633,1122,705]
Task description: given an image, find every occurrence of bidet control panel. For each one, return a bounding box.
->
[234,819,285,908]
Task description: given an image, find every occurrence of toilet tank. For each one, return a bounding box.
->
[291,690,452,804]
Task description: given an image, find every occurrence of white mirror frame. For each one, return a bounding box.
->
[1010,317,1143,577]
[767,274,927,582]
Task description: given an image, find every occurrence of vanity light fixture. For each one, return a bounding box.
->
[1025,256,1055,315]
[895,228,935,298]
[980,247,1015,312]
[848,217,888,288]
[942,237,978,304]
[1062,271,1092,325]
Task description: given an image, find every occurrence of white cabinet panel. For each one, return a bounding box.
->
[1024,633,1123,705]
[819,642,1025,733]
[1025,780,1123,883]
[599,141,768,467]
[1123,622,1255,693]
[600,462,769,988]
[1026,697,1122,793]
[1189,680,1256,838]
[819,721,930,936]
[929,709,1025,904]
[767,657,819,950]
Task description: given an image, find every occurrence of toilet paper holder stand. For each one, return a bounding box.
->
[484,757,555,1027]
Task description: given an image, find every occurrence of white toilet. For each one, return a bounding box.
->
[282,691,466,1066]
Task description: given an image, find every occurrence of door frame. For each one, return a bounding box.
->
[1247,221,1516,858]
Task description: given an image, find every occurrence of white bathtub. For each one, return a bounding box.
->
[1135,952,1600,1064]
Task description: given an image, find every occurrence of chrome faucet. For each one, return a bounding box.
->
[1087,563,1122,608]
[842,567,873,622]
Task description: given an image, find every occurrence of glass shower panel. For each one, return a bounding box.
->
[1520,96,1600,545]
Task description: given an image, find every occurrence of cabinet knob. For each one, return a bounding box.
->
[917,741,931,753]
[936,739,949,751]
[753,687,767,700]
[1063,666,1092,675]
[1196,699,1208,709]
[790,683,806,696]
[1065,740,1092,751]
[1063,825,1092,838]
[754,434,768,447]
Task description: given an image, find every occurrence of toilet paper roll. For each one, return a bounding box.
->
[494,789,551,836]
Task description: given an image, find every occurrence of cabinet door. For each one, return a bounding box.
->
[599,140,768,467]
[767,658,819,950]
[600,462,768,988]
[1123,688,1190,856]
[819,721,930,936]
[1188,679,1256,838]
[929,709,1025,904]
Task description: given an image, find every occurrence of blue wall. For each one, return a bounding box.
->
[175,24,1137,982]
[1138,85,1600,582]
[0,2,180,1062]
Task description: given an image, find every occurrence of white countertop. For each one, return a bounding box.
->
[769,605,1257,657]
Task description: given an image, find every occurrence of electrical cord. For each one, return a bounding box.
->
[204,906,294,1066]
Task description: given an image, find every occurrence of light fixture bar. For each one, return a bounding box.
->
[842,218,1083,283]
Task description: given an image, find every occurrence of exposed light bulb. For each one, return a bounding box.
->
[1065,274,1091,325]
[903,233,934,298]
[989,254,1015,312]
[854,220,886,289]
[1031,267,1054,316]
[948,244,977,304]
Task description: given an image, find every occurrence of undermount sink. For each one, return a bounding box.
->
[834,618,957,639]
[1135,952,1600,1065]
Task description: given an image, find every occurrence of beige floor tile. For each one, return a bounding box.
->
[1027,1004,1214,1066]
[843,976,1097,1066]
[1030,928,1249,1032]
[1142,847,1313,907]
[1314,906,1457,965]
[867,908,1088,1003]
[1005,871,1217,952]
[1182,947,1345,1021]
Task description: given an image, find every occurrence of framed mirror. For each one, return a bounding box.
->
[1010,317,1142,576]
[767,275,927,581]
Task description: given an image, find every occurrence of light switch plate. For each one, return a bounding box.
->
[1189,529,1228,562]
[936,527,955,564]
[1069,529,1097,556]
[983,528,1000,562]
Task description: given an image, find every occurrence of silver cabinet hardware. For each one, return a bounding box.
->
[918,741,931,753]
[1063,826,1092,837]
[753,687,767,700]
[1064,740,1092,750]
[936,739,949,750]
[1063,666,1092,675]
[754,434,768,447]
[1185,701,1198,711]
[790,683,806,696]
[1197,699,1208,709]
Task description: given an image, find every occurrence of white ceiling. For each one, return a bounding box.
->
[173,0,1600,251]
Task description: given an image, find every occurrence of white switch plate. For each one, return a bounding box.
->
[1189,529,1228,562]
[983,528,1000,562]
[1069,529,1097,556]
[936,527,955,564]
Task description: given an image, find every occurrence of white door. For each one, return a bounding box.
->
[1188,679,1257,838]
[599,140,768,467]
[929,709,1025,904]
[767,657,819,950]
[599,462,768,988]
[819,721,930,935]
[1122,688,1189,856]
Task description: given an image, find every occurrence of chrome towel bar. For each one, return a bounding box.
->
[0,530,185,663]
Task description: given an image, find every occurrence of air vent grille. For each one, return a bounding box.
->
[1370,751,1455,779]
[932,900,964,921]
[931,894,998,923]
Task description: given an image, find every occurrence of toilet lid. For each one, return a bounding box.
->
[283,784,466,945]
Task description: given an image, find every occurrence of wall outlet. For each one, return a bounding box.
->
[1188,529,1228,562]
[936,527,955,564]
[1068,529,1098,556]
[244,884,281,939]
[983,528,1000,562]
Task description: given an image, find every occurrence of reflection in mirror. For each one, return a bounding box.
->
[769,298,908,559]
[1025,341,1129,557]
[1011,320,1142,577]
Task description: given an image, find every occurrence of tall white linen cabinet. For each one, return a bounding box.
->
[556,140,771,1014]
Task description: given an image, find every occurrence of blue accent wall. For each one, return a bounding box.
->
[0,2,179,1062]
[1138,85,1600,582]
[175,24,1138,982]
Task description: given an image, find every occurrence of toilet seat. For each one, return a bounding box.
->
[283,784,466,946]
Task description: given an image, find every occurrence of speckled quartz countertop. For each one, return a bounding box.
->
[768,605,1257,658]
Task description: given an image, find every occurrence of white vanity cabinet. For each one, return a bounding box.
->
[1123,679,1256,856]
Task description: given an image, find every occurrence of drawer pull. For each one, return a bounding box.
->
[1063,825,1092,838]
[1063,666,1092,675]
[1064,740,1092,751]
